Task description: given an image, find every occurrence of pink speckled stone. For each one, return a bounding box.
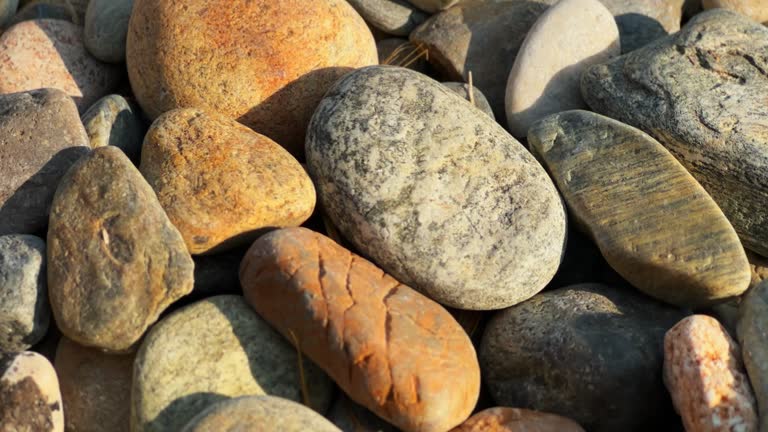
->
[0,19,120,111]
[664,315,758,432]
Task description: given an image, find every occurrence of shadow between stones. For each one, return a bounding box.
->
[145,392,230,432]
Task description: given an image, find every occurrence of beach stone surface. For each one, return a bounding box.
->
[601,0,684,52]
[81,94,144,159]
[0,351,63,432]
[738,281,768,432]
[703,0,768,23]
[450,407,585,432]
[443,81,494,119]
[347,0,426,36]
[84,0,132,63]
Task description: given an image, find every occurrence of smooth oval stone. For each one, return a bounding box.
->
[505,0,619,137]
[450,407,585,432]
[582,10,768,257]
[665,315,758,432]
[307,66,566,310]
[0,235,49,352]
[9,2,72,26]
[47,146,194,352]
[529,110,750,308]
[443,81,494,119]
[54,337,134,432]
[0,351,63,432]
[127,0,377,157]
[601,0,684,52]
[0,88,90,235]
[328,393,399,432]
[0,0,18,28]
[84,0,132,63]
[181,396,341,432]
[81,94,144,159]
[347,0,426,36]
[407,0,457,13]
[738,281,768,432]
[0,19,121,111]
[140,108,316,255]
[240,227,481,432]
[132,295,333,432]
[480,283,687,432]
[703,0,768,23]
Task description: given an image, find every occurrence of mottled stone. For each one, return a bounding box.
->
[132,295,333,432]
[84,0,132,63]
[377,38,428,72]
[181,396,341,432]
[505,0,619,137]
[328,393,399,432]
[443,81,494,119]
[0,0,18,28]
[0,351,63,432]
[480,283,686,432]
[407,0,457,13]
[0,88,90,235]
[703,0,768,23]
[347,0,426,36]
[240,227,481,432]
[0,235,48,352]
[601,0,684,52]
[47,146,194,352]
[307,66,566,310]
[9,2,72,26]
[665,315,758,432]
[450,407,585,432]
[127,0,377,157]
[81,94,144,159]
[582,10,768,257]
[738,281,768,431]
[54,337,134,432]
[529,110,750,307]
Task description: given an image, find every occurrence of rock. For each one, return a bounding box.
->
[748,250,768,289]
[84,0,132,63]
[505,0,619,137]
[240,227,481,432]
[0,88,90,235]
[328,393,399,432]
[0,235,49,352]
[126,0,377,157]
[9,2,72,26]
[47,146,194,352]
[450,407,585,432]
[703,0,768,23]
[480,283,687,432]
[81,94,144,160]
[582,10,768,257]
[0,0,18,28]
[738,281,768,432]
[306,66,566,310]
[0,351,63,432]
[407,0,457,13]
[377,38,428,72]
[54,337,134,432]
[19,0,87,23]
[443,81,494,119]
[528,110,750,307]
[140,108,316,255]
[0,19,121,111]
[665,315,758,432]
[132,295,333,432]
[601,0,684,52]
[181,396,342,432]
[347,0,426,37]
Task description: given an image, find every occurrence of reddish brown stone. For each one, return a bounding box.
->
[450,407,585,432]
[0,351,63,432]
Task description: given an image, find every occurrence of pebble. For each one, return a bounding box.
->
[505,0,619,137]
[664,315,758,432]
[582,9,768,257]
[738,281,768,432]
[328,393,399,432]
[0,0,18,28]
[306,66,566,310]
[450,407,585,432]
[9,2,72,26]
[407,0,457,13]
[20,0,87,23]
[132,295,333,432]
[528,110,750,307]
[0,235,49,352]
[126,0,377,156]
[81,94,144,160]
[703,0,768,23]
[0,351,63,432]
[601,0,684,52]
[240,227,481,432]
[84,0,132,63]
[443,81,494,119]
[347,0,426,37]
[47,146,194,352]
[480,283,687,432]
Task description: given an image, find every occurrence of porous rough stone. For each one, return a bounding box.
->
[528,110,750,308]
[0,351,63,432]
[47,146,194,352]
[601,0,684,52]
[407,0,458,13]
[480,283,687,432]
[582,9,768,257]
[505,0,619,137]
[140,108,316,255]
[306,66,566,310]
[132,295,333,432]
[0,0,18,28]
[55,337,134,432]
[240,227,481,432]
[0,19,121,110]
[84,0,132,63]
[664,315,758,432]
[126,0,377,157]
[0,235,49,352]
[81,94,144,159]
[328,393,399,432]
[347,0,426,36]
[703,0,768,23]
[0,88,90,235]
[738,281,768,432]
[443,81,494,119]
[450,407,585,432]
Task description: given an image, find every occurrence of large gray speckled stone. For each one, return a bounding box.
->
[738,281,768,432]
[582,9,768,257]
[81,94,144,159]
[443,81,494,119]
[84,0,133,63]
[347,0,426,37]
[306,65,567,311]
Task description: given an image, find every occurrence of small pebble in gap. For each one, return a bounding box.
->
[738,281,768,432]
[0,351,63,432]
[449,407,585,432]
[84,0,133,63]
[81,94,144,160]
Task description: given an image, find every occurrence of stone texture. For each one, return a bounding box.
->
[529,110,750,308]
[582,10,768,257]
[664,315,758,432]
[601,0,684,52]
[0,88,90,235]
[47,146,194,352]
[54,337,134,432]
[132,295,333,432]
[480,283,687,432]
[140,108,316,255]
[0,351,63,432]
[505,0,619,137]
[738,281,768,432]
[703,0,768,23]
[0,19,121,111]
[84,0,132,63]
[19,0,87,23]
[347,0,426,37]
[0,0,18,28]
[443,81,494,119]
[181,396,342,432]
[0,234,49,352]
[126,0,377,157]
[378,38,428,72]
[407,0,458,13]
[81,94,144,159]
[450,407,585,432]
[307,66,566,310]
[240,227,481,432]
[9,2,73,26]
[328,393,399,432]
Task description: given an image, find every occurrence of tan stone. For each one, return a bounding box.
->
[703,0,768,23]
[450,407,585,432]
[0,351,63,432]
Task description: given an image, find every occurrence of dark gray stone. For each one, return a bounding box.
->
[8,2,72,26]
[601,0,684,52]
[738,281,768,432]
[81,94,144,160]
[84,0,133,63]
[0,0,18,28]
[347,0,426,37]
[442,81,494,119]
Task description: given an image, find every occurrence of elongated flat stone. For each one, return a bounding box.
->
[529,110,750,307]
